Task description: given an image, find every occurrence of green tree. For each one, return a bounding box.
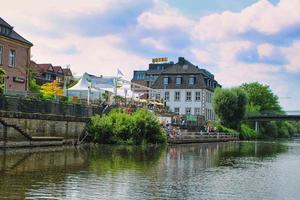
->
[29,78,40,92]
[212,87,247,130]
[241,82,282,114]
[0,68,5,95]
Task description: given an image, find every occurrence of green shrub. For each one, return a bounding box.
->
[213,121,239,136]
[240,123,256,140]
[261,122,278,138]
[87,108,167,145]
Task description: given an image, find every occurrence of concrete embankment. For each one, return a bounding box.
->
[168,130,239,144]
[0,96,106,148]
[0,110,90,148]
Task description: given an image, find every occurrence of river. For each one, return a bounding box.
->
[0,140,300,199]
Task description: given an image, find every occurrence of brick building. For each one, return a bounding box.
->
[0,17,33,94]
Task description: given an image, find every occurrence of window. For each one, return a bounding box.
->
[175,91,180,101]
[164,91,170,101]
[9,49,15,67]
[0,46,3,65]
[206,92,212,103]
[195,92,201,101]
[163,77,169,85]
[45,74,52,80]
[186,91,192,101]
[174,107,180,114]
[155,93,160,100]
[188,76,195,85]
[185,107,191,115]
[195,108,201,115]
[175,76,182,85]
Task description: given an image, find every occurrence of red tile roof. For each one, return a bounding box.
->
[37,64,54,73]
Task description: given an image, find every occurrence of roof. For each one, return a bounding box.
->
[30,60,41,76]
[53,66,64,74]
[0,17,12,29]
[161,57,201,75]
[151,57,219,90]
[0,17,33,46]
[62,68,73,76]
[37,63,54,73]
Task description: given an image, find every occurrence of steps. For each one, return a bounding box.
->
[0,118,63,142]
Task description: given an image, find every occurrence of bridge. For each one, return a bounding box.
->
[245,111,300,132]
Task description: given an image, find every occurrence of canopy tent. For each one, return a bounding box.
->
[67,72,138,101]
[67,73,102,100]
[67,72,152,104]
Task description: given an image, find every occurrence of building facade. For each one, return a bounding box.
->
[151,57,220,121]
[53,66,64,84]
[131,60,173,98]
[0,17,33,94]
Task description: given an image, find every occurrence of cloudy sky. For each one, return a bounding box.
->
[1,0,299,110]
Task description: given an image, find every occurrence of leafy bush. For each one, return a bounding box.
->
[87,108,167,145]
[29,78,40,92]
[240,123,256,140]
[212,121,239,136]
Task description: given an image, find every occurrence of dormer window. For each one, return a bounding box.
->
[0,26,11,36]
[175,76,182,85]
[188,76,195,85]
[163,77,169,85]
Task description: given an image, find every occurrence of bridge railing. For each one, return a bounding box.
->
[245,110,300,118]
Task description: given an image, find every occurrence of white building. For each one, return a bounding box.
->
[151,57,220,121]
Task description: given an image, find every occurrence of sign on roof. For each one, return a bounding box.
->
[152,57,168,63]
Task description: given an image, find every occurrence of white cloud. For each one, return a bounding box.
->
[281,41,300,72]
[193,0,300,41]
[190,49,211,64]
[141,37,169,51]
[137,7,193,30]
[30,34,148,79]
[257,43,275,58]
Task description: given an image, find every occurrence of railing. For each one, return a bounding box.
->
[0,95,104,117]
[246,110,300,118]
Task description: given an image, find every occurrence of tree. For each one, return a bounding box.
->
[241,82,282,114]
[212,87,247,130]
[40,80,63,99]
[0,68,5,95]
[29,78,40,93]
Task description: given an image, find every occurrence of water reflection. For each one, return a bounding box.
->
[0,141,298,200]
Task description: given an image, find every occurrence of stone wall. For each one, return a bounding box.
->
[0,111,89,147]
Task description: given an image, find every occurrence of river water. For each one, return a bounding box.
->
[1,140,300,200]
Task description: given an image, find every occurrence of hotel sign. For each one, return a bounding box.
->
[152,57,168,63]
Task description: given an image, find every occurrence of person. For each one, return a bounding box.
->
[127,106,132,114]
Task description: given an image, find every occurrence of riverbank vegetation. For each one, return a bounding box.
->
[86,108,167,145]
[213,82,300,140]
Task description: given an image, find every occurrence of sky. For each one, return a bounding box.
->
[1,0,299,110]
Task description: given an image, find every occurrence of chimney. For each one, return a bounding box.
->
[178,57,185,65]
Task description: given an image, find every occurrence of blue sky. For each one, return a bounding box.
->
[1,0,300,110]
